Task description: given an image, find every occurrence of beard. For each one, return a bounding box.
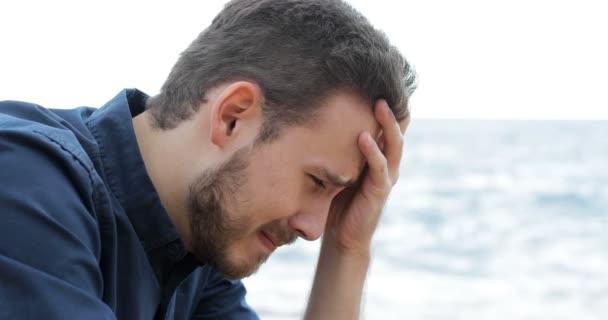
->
[187,147,296,279]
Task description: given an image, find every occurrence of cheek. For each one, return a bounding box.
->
[242,162,302,222]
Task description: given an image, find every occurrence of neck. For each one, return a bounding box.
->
[132,111,193,247]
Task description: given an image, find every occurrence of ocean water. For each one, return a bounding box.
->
[243,120,608,320]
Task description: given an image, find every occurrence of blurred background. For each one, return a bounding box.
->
[1,1,606,319]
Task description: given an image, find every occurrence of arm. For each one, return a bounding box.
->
[304,100,409,319]
[304,235,370,319]
[0,128,115,319]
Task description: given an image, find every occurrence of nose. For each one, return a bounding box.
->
[287,199,332,241]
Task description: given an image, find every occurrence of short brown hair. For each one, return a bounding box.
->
[148,0,417,142]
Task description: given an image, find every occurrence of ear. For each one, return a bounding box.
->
[209,81,263,147]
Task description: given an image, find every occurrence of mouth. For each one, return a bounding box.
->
[259,231,278,252]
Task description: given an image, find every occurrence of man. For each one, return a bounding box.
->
[0,0,416,319]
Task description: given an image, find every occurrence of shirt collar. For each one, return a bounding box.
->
[87,89,180,251]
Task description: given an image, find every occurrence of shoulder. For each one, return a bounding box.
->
[1,99,98,184]
[0,110,108,304]
[0,108,104,259]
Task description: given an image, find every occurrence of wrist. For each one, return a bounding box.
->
[321,232,372,262]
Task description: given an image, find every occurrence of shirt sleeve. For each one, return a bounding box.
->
[0,127,116,319]
[191,268,260,320]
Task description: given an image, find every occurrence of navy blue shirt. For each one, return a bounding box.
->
[0,89,259,319]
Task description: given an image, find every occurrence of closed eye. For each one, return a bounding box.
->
[308,174,326,190]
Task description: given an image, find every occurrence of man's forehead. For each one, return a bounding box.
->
[302,92,379,171]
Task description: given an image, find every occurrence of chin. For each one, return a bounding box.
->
[218,249,270,280]
[221,264,258,280]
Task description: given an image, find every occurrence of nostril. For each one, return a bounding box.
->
[287,212,325,241]
[295,229,308,240]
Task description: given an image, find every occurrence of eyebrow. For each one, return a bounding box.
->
[321,168,358,188]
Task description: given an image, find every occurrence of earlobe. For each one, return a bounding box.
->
[209,81,263,147]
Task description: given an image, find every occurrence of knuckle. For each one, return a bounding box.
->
[372,180,391,196]
[378,161,388,176]
[382,180,392,192]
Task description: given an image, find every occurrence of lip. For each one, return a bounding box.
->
[259,231,277,252]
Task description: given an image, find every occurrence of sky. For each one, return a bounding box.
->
[0,0,606,119]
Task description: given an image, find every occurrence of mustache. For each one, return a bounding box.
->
[263,221,298,247]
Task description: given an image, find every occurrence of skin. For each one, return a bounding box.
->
[133,81,409,318]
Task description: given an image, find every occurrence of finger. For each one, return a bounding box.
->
[374,100,403,180]
[358,131,390,192]
[398,116,411,135]
[375,130,385,152]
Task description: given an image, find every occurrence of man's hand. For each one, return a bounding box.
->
[305,99,409,320]
[325,99,409,256]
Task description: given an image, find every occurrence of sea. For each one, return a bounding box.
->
[243,120,608,320]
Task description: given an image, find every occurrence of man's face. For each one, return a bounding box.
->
[187,92,379,279]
